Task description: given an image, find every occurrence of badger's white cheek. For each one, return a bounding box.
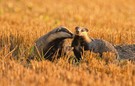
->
[79,33,84,36]
[82,32,87,36]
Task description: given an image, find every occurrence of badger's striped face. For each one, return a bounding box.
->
[46,26,74,43]
[54,26,74,38]
[75,26,88,37]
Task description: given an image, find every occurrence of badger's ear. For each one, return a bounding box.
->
[85,28,88,32]
[75,26,80,30]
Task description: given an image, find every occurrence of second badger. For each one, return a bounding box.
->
[72,26,119,61]
[28,26,73,61]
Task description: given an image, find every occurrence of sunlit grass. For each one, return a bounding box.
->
[0,0,135,86]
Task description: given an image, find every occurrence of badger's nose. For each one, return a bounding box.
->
[66,30,74,38]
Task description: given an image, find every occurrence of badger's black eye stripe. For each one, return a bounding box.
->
[60,29,66,32]
[56,28,69,33]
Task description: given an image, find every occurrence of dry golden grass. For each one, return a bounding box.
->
[0,0,135,86]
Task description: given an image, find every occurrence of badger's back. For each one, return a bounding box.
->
[115,44,135,60]
[88,39,117,54]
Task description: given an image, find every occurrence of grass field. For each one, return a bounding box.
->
[0,0,135,86]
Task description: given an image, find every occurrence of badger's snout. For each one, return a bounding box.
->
[68,32,74,38]
[76,30,80,34]
[55,26,74,38]
[64,29,74,38]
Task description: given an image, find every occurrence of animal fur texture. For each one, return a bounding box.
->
[72,26,119,61]
[28,26,73,61]
[115,44,135,60]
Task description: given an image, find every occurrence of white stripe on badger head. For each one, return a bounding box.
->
[67,29,73,34]
[46,32,72,43]
[57,27,73,37]
[59,26,72,33]
[56,26,68,32]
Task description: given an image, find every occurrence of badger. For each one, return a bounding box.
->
[115,44,135,60]
[71,26,119,61]
[28,26,73,61]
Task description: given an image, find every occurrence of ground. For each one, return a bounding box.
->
[0,0,135,86]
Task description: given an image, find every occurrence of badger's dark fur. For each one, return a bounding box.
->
[115,44,135,60]
[28,26,73,61]
[72,26,119,61]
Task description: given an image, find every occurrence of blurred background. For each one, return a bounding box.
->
[0,0,135,86]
